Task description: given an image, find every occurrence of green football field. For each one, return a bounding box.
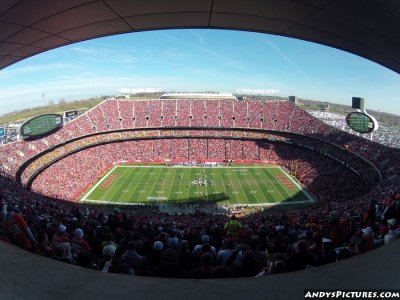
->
[80,165,314,206]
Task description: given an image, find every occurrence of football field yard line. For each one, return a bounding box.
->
[280,168,315,203]
[114,165,272,168]
[244,172,261,204]
[81,165,118,201]
[214,170,230,203]
[235,170,253,204]
[138,168,161,202]
[207,170,217,202]
[204,169,209,201]
[183,169,193,205]
[229,170,250,204]
[195,168,207,204]
[146,168,164,202]
[203,170,214,202]
[188,168,197,203]
[258,168,282,204]
[267,167,313,203]
[260,168,283,203]
[271,169,301,201]
[178,168,190,204]
[118,168,135,203]
[264,167,294,203]
[147,168,162,202]
[117,167,147,203]
[119,167,144,203]
[100,166,131,202]
[220,168,234,203]
[272,168,298,201]
[240,169,268,204]
[211,172,221,200]
[81,165,314,206]
[160,168,177,203]
[248,168,276,204]
[163,168,178,204]
[194,168,202,202]
[218,168,236,204]
[126,167,151,203]
[219,168,232,203]
[252,168,282,204]
[105,167,131,203]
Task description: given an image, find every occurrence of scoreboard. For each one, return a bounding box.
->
[64,110,79,118]
[345,112,378,133]
[20,114,63,137]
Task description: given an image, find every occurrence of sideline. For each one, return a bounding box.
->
[81,165,118,201]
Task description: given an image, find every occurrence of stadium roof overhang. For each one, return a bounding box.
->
[0,0,399,74]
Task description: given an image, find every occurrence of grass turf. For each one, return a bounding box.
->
[80,165,313,206]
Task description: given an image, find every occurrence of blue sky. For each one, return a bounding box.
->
[0,29,399,115]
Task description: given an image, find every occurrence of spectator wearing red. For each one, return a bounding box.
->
[286,240,314,271]
[36,231,55,257]
[361,227,374,251]
[51,224,70,250]
[71,228,92,258]
[190,252,215,279]
[2,205,36,251]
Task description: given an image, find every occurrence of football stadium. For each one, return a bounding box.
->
[0,2,399,300]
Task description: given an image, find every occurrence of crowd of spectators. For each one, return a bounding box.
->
[1,171,399,279]
[0,99,398,205]
[0,102,381,183]
[309,111,400,149]
[29,138,371,204]
[0,97,400,279]
[0,99,363,178]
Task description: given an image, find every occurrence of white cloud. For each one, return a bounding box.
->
[61,46,139,66]
[0,63,79,79]
[163,48,188,61]
[0,74,201,113]
[68,47,110,57]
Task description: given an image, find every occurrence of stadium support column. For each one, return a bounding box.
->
[224,140,227,160]
[188,139,190,160]
[207,139,209,158]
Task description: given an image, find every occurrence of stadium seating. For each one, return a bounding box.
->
[2,99,398,196]
[1,98,399,279]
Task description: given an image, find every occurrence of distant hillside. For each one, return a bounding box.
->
[0,97,106,124]
[0,93,163,124]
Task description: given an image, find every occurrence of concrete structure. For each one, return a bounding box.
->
[160,93,237,100]
[0,240,398,300]
[0,1,399,74]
